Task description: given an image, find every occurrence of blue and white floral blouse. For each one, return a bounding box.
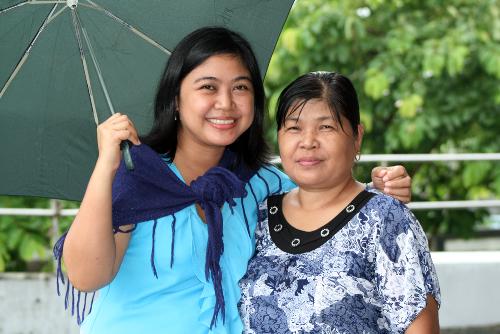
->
[239,190,440,334]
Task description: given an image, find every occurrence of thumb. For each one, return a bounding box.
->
[372,166,388,179]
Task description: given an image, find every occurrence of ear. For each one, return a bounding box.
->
[355,124,364,152]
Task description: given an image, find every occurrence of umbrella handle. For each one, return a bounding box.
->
[120,140,135,171]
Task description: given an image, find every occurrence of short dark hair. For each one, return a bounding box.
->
[276,71,360,137]
[141,26,270,170]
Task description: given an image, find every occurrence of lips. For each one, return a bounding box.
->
[297,157,322,166]
[207,118,235,125]
[207,117,237,129]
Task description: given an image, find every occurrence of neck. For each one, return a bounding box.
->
[293,178,364,211]
[173,139,225,185]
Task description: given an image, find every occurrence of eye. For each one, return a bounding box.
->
[285,125,300,132]
[200,84,215,90]
[319,124,334,130]
[234,84,249,91]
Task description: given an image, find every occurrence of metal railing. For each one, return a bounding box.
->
[271,153,500,210]
[1,153,499,218]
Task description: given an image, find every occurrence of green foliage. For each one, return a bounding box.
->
[264,0,500,243]
[1,0,499,269]
[0,196,76,272]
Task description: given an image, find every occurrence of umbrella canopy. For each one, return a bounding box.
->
[0,0,293,201]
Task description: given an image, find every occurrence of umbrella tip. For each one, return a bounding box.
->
[67,0,78,9]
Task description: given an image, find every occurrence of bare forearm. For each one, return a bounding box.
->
[406,295,440,334]
[63,160,117,291]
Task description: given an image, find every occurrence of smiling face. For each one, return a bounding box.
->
[177,54,254,151]
[278,98,363,190]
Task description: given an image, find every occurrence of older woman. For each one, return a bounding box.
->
[239,72,440,333]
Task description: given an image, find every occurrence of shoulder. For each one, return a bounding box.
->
[364,189,414,225]
[246,165,295,202]
[365,190,428,263]
[254,165,289,184]
[364,190,417,238]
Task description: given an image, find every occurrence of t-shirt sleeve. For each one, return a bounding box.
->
[248,165,296,204]
[371,198,441,333]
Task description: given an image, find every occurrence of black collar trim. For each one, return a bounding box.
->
[267,190,375,254]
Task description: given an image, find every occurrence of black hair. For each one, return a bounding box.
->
[141,26,270,170]
[275,71,360,137]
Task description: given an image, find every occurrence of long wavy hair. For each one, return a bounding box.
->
[141,27,270,170]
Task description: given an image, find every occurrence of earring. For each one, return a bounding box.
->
[355,152,361,161]
[174,110,179,121]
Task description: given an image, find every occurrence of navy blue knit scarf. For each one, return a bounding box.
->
[54,144,259,328]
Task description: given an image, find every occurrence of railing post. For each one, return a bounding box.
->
[49,199,61,271]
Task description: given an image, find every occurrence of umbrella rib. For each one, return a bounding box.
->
[71,10,99,125]
[0,4,58,99]
[84,0,171,55]
[46,4,67,24]
[75,10,116,116]
[26,1,66,4]
[0,1,28,14]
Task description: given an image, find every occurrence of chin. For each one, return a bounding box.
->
[206,136,240,148]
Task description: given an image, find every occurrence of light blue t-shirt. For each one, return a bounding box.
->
[80,162,295,334]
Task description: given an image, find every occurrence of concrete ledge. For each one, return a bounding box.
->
[432,251,500,328]
[0,273,78,334]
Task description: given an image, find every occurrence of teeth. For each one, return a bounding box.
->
[208,119,235,125]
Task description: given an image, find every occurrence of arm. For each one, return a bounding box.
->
[371,165,412,203]
[63,113,140,292]
[372,199,441,332]
[406,295,440,334]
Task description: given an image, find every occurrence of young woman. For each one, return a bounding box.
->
[56,28,411,333]
[239,72,440,334]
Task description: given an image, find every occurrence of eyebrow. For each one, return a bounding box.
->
[193,76,252,84]
[285,116,334,122]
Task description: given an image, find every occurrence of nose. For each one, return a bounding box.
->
[215,88,234,110]
[299,130,318,150]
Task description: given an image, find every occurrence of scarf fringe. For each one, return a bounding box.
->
[151,215,178,274]
[50,154,263,328]
[240,197,251,236]
[170,215,176,268]
[151,219,159,278]
[256,172,271,198]
[53,232,96,325]
[203,203,226,328]
[262,166,282,193]
[248,183,259,208]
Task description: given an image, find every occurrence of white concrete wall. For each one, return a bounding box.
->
[0,273,79,334]
[433,251,500,328]
[1,252,499,333]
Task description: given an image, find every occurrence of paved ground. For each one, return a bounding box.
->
[443,325,500,334]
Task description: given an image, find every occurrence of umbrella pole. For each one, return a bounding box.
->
[71,9,134,170]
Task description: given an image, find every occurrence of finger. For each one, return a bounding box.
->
[110,120,131,130]
[128,126,141,145]
[123,119,141,145]
[383,186,411,196]
[384,177,411,189]
[106,113,122,122]
[384,186,411,202]
[112,115,130,124]
[390,195,411,203]
[371,166,388,179]
[100,114,124,129]
[113,127,140,146]
[382,165,407,182]
[113,129,131,142]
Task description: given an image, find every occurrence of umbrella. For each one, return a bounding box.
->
[0,0,294,201]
